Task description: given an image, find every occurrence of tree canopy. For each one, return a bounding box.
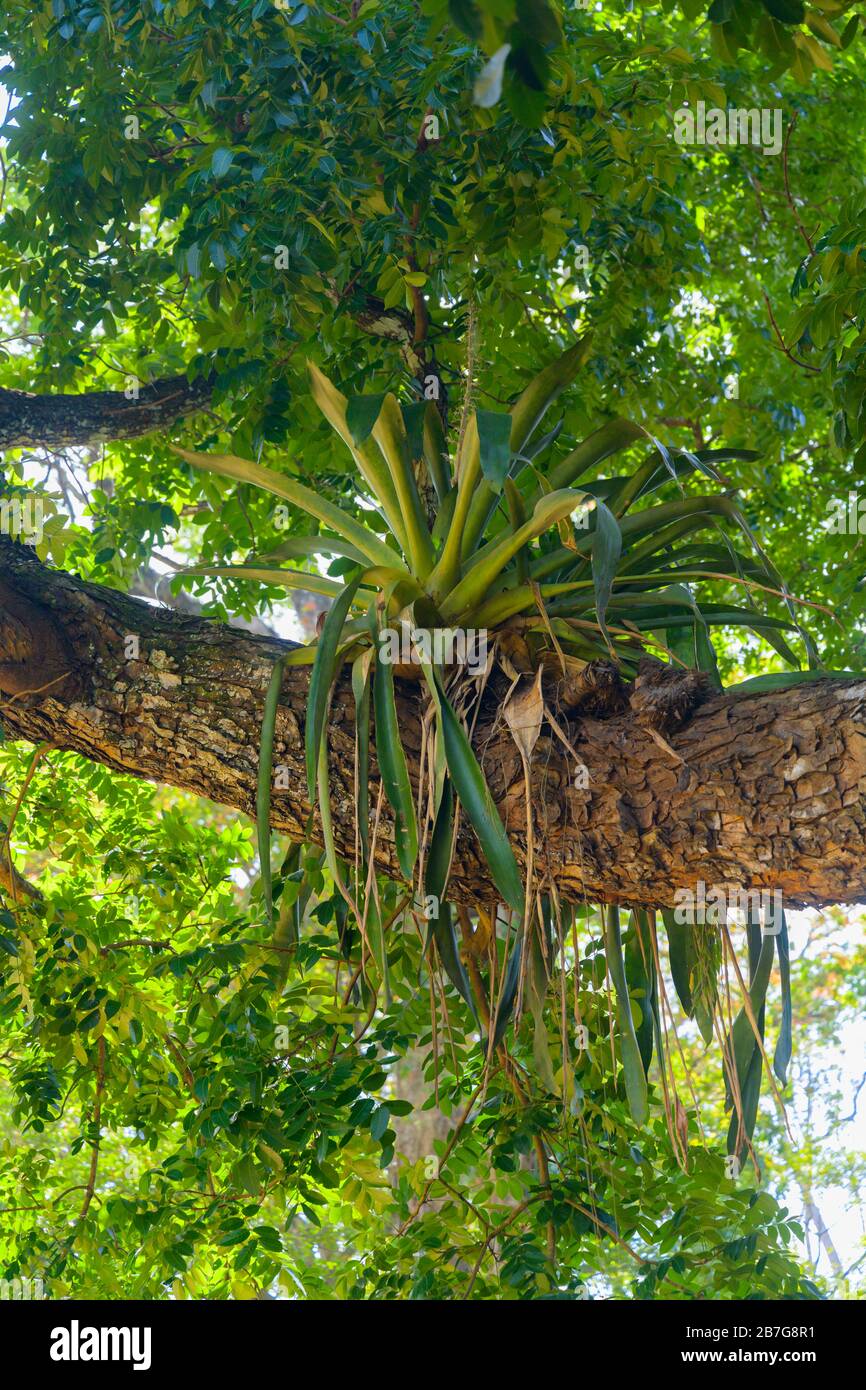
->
[1,0,865,1304]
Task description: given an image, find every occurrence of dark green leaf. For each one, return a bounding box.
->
[432,674,523,914]
[346,394,386,446]
[476,408,513,491]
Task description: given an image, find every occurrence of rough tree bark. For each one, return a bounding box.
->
[0,375,214,451]
[2,535,866,909]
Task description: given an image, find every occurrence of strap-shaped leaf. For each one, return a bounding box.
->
[625,909,656,1075]
[591,498,621,642]
[424,776,455,945]
[351,649,374,865]
[170,444,399,569]
[428,417,481,597]
[476,408,513,491]
[510,334,592,455]
[504,479,529,583]
[430,671,524,914]
[431,901,475,1014]
[662,908,694,1015]
[307,362,407,549]
[371,394,435,578]
[440,488,590,622]
[257,653,289,925]
[727,1039,764,1161]
[373,633,418,880]
[603,905,649,1125]
[250,535,370,566]
[492,933,523,1049]
[548,417,643,490]
[723,921,774,1112]
[401,399,451,503]
[773,910,793,1085]
[175,560,370,603]
[460,337,595,554]
[727,669,864,695]
[306,569,365,801]
[420,777,473,1012]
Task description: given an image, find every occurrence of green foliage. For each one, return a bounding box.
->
[0,746,817,1299]
[1,0,865,1301]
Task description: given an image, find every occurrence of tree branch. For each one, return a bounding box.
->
[2,537,866,909]
[0,373,214,451]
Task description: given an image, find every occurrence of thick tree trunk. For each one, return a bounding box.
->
[0,374,213,451]
[2,536,866,909]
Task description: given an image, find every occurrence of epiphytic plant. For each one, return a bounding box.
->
[172,336,822,1164]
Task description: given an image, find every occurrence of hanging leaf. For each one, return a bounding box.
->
[257,653,289,925]
[603,905,649,1125]
[424,777,455,934]
[723,921,774,1113]
[727,1038,764,1161]
[431,901,476,1015]
[527,928,557,1091]
[351,649,374,864]
[773,911,793,1086]
[373,636,419,880]
[662,908,694,1016]
[305,569,364,801]
[431,672,524,914]
[624,910,656,1076]
[492,933,523,1049]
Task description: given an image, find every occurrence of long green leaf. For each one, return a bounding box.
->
[306,570,364,801]
[774,910,792,1085]
[170,444,399,569]
[440,488,590,622]
[603,905,649,1125]
[625,910,656,1075]
[547,418,643,490]
[662,908,694,1015]
[510,334,593,454]
[476,408,513,491]
[175,561,370,603]
[351,648,374,865]
[373,634,418,880]
[431,901,476,1015]
[591,498,621,641]
[723,922,774,1112]
[257,653,289,925]
[307,362,407,550]
[492,934,523,1049]
[430,672,524,914]
[371,394,436,577]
